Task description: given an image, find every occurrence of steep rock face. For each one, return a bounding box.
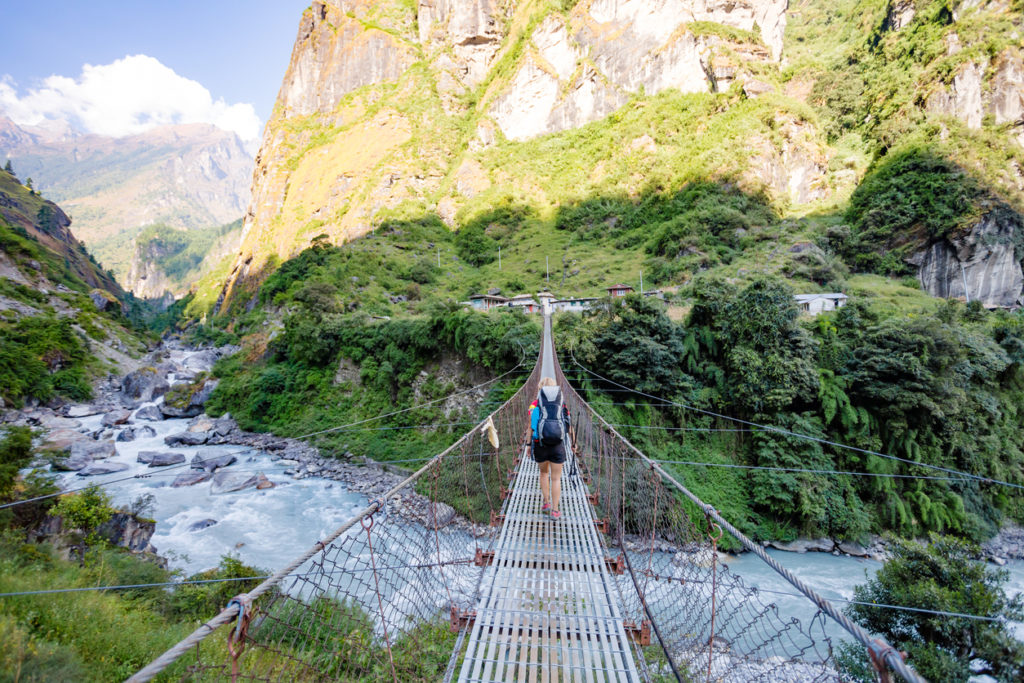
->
[925,48,1024,143]
[489,0,785,141]
[126,238,175,300]
[0,169,122,295]
[419,0,508,87]
[221,0,803,303]
[908,210,1024,307]
[743,118,830,205]
[991,49,1024,146]
[279,1,417,117]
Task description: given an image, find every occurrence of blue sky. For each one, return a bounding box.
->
[0,0,310,145]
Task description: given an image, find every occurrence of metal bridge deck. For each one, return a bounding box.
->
[456,450,641,682]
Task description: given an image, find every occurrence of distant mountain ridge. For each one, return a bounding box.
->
[0,117,253,285]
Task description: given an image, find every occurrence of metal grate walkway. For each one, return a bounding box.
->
[456,446,641,682]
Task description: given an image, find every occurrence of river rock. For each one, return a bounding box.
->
[78,461,130,476]
[52,453,93,471]
[41,428,90,453]
[121,367,170,403]
[165,431,209,447]
[212,417,237,437]
[66,404,102,418]
[188,518,218,532]
[182,349,220,373]
[172,471,212,487]
[161,377,219,418]
[137,451,162,464]
[769,538,835,553]
[39,415,81,430]
[134,405,164,422]
[210,471,262,494]
[117,425,157,442]
[70,440,117,460]
[148,452,186,467]
[425,502,457,529]
[255,473,275,490]
[189,416,215,433]
[837,541,869,557]
[101,409,133,427]
[191,453,238,471]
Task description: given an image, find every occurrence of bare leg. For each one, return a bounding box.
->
[539,461,551,506]
[550,462,563,513]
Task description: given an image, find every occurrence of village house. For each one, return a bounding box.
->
[551,297,598,313]
[508,293,540,313]
[607,284,634,297]
[468,292,509,310]
[794,293,848,316]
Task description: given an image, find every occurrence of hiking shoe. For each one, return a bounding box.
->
[551,510,561,520]
[541,502,551,513]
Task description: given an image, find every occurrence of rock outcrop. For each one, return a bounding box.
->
[925,47,1024,145]
[908,209,1024,307]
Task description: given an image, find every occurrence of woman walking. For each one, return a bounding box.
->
[529,377,570,520]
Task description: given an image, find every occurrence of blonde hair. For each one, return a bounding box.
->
[540,377,557,387]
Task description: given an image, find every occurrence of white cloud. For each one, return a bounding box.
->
[0,55,262,146]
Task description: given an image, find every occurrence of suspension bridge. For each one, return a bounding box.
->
[129,316,924,682]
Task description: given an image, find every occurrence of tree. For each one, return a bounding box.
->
[843,534,1024,681]
[50,486,114,563]
[3,159,12,174]
[25,177,33,190]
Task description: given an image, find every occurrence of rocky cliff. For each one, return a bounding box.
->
[220,0,815,306]
[0,168,122,297]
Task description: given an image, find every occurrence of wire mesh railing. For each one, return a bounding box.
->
[130,319,921,682]
[553,342,924,683]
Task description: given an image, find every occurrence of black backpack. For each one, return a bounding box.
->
[538,389,565,446]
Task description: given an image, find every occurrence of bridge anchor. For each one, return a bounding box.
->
[623,620,652,646]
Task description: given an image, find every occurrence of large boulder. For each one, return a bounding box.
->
[769,538,835,554]
[161,377,219,418]
[171,471,212,487]
[191,453,237,472]
[182,349,220,374]
[165,431,209,447]
[101,409,133,427]
[66,404,102,418]
[148,452,186,467]
[78,461,130,476]
[117,425,157,442]
[122,367,170,403]
[70,440,117,460]
[39,415,82,430]
[41,428,90,453]
[134,405,164,422]
[210,471,264,494]
[188,518,218,532]
[52,453,93,471]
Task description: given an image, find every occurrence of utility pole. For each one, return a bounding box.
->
[498,245,501,270]
[437,245,440,268]
[640,269,644,296]
[546,256,549,285]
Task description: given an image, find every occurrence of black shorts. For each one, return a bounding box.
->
[533,442,566,464]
